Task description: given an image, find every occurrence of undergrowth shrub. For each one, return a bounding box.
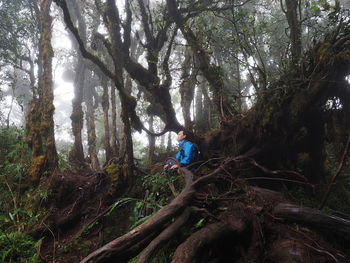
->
[128,171,182,228]
[126,171,182,263]
[0,127,41,261]
[0,231,40,263]
[0,127,31,227]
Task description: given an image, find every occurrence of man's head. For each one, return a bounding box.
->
[176,130,187,142]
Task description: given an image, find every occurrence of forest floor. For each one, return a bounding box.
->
[37,167,133,262]
[37,162,350,263]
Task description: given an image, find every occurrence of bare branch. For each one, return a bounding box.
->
[248,158,308,182]
[53,0,114,80]
[161,27,177,88]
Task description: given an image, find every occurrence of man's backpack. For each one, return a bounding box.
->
[180,141,201,163]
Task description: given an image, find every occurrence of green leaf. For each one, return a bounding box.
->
[194,218,205,229]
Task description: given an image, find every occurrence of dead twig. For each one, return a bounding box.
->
[245,177,315,188]
[298,240,340,263]
[193,157,225,171]
[289,226,344,262]
[248,158,308,182]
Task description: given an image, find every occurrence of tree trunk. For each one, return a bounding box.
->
[147,115,155,165]
[195,78,205,133]
[101,76,113,163]
[69,61,86,166]
[39,0,58,175]
[110,83,119,158]
[118,92,135,183]
[26,98,43,184]
[27,0,58,184]
[235,51,244,111]
[200,77,214,131]
[115,96,125,158]
[194,84,202,120]
[180,47,196,128]
[85,80,100,170]
[68,0,88,166]
[30,0,41,99]
[167,132,172,152]
[105,0,134,182]
[118,74,134,158]
[284,0,302,63]
[160,133,165,149]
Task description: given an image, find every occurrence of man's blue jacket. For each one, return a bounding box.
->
[175,140,196,167]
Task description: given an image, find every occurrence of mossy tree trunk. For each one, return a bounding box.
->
[194,76,215,134]
[118,74,134,159]
[194,81,203,129]
[147,115,155,165]
[69,60,86,166]
[85,80,100,170]
[67,0,88,167]
[110,83,119,158]
[105,0,135,180]
[180,47,196,129]
[26,98,44,184]
[27,0,58,184]
[101,76,113,163]
[39,0,58,176]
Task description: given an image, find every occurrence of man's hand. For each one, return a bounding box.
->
[170,164,179,169]
[163,164,168,169]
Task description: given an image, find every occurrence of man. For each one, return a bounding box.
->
[164,130,197,170]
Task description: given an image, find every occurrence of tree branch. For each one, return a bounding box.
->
[53,0,115,80]
[166,0,235,120]
[161,27,177,88]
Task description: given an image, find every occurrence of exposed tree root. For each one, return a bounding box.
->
[79,161,227,262]
[79,168,197,262]
[74,155,350,263]
[34,152,350,263]
[171,210,246,263]
[137,207,192,263]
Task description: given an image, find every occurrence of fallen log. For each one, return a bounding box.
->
[274,203,350,246]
